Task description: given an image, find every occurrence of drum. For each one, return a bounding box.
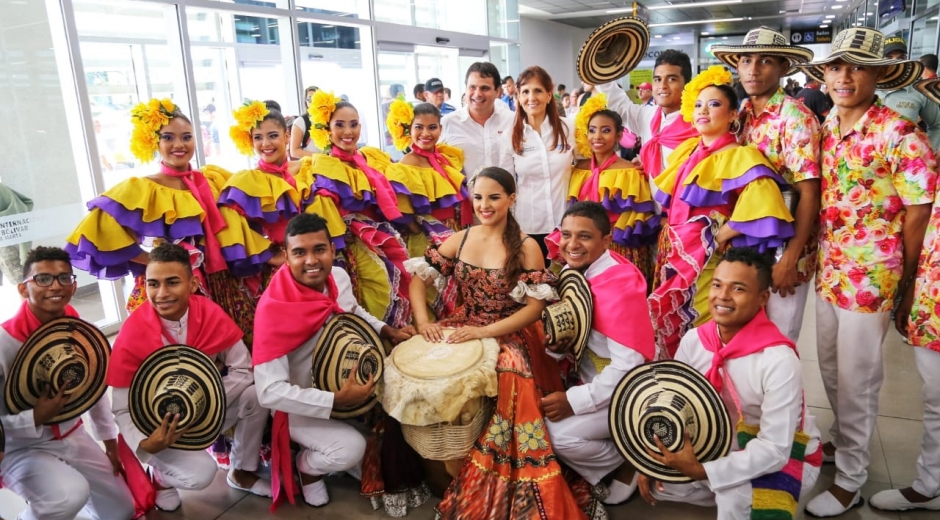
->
[378,329,499,461]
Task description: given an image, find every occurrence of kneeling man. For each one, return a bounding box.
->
[109,243,271,511]
[252,213,414,508]
[542,201,655,504]
[638,247,821,519]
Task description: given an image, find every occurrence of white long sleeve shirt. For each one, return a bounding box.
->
[497,116,574,235]
[253,266,386,419]
[0,327,118,453]
[566,251,646,415]
[441,107,514,179]
[675,329,821,492]
[111,309,253,462]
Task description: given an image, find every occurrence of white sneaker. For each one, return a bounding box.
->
[806,489,863,517]
[154,487,181,511]
[296,450,329,507]
[602,475,638,505]
[870,489,940,511]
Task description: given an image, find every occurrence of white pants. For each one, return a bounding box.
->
[766,282,811,343]
[546,408,623,485]
[815,294,891,491]
[0,429,136,520]
[914,347,940,497]
[653,460,821,519]
[222,385,266,472]
[149,446,218,491]
[289,413,367,478]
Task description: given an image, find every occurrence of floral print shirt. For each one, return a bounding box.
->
[817,99,938,313]
[740,87,822,283]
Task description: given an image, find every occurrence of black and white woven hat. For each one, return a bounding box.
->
[578,17,650,85]
[313,313,385,419]
[799,27,923,90]
[542,269,593,369]
[710,26,814,76]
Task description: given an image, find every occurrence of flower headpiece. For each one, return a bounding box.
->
[385,96,414,152]
[307,90,342,151]
[680,65,733,123]
[129,98,178,163]
[229,100,269,156]
[574,93,609,158]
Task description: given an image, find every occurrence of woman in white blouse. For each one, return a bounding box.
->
[498,65,574,258]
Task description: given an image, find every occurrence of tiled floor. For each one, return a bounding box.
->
[0,296,934,519]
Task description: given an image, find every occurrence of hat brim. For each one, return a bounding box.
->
[543,270,593,368]
[130,345,226,450]
[710,45,814,76]
[313,313,385,419]
[609,360,733,482]
[915,78,940,104]
[799,53,924,90]
[578,17,650,85]
[5,317,110,424]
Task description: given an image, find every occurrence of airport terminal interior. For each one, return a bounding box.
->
[1,0,939,518]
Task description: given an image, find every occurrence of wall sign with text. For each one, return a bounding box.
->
[790,29,832,44]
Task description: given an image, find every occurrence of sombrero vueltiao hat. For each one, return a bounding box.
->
[578,17,650,85]
[313,313,385,419]
[915,78,940,105]
[542,269,593,369]
[710,26,814,76]
[5,317,110,424]
[799,27,923,90]
[609,360,733,482]
[129,345,226,450]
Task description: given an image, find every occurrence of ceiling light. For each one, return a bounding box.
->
[722,36,728,39]
[825,14,835,18]
[642,0,743,11]
[672,36,681,40]
[831,5,843,9]
[701,31,710,35]
[654,34,663,38]
[606,8,633,14]
[820,24,829,27]
[649,17,745,27]
[866,11,873,14]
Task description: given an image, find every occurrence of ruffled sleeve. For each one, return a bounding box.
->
[424,243,456,277]
[217,169,301,224]
[569,166,660,247]
[216,205,274,277]
[509,269,559,303]
[201,165,233,197]
[303,192,348,249]
[653,137,699,208]
[300,153,375,213]
[727,173,795,253]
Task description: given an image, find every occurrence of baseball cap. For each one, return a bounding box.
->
[884,36,908,56]
[425,78,444,93]
[638,82,652,90]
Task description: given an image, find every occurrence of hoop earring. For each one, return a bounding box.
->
[729,119,742,135]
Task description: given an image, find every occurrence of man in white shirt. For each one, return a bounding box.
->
[636,248,821,519]
[441,62,514,178]
[0,246,135,520]
[108,243,271,511]
[252,213,414,508]
[543,202,655,505]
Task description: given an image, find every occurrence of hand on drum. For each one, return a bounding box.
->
[540,391,574,422]
[447,326,489,344]
[382,324,417,344]
[417,322,445,343]
[333,363,378,409]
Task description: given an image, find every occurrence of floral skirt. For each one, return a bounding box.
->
[434,324,603,519]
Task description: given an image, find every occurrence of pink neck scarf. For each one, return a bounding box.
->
[668,133,738,223]
[330,145,402,220]
[638,107,699,179]
[2,301,79,343]
[411,145,463,196]
[257,159,297,190]
[578,153,619,202]
[160,162,228,274]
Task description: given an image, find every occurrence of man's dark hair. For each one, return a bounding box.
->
[285,213,330,245]
[22,246,71,280]
[562,201,611,236]
[921,53,939,72]
[720,247,772,291]
[465,62,502,88]
[502,75,514,85]
[149,243,193,275]
[413,83,425,99]
[557,84,566,92]
[654,49,693,82]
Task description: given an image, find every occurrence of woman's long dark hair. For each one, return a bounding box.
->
[473,167,525,284]
[511,66,568,155]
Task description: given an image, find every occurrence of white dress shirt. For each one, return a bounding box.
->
[441,106,514,180]
[675,329,821,492]
[112,309,253,462]
[0,328,118,452]
[566,251,646,415]
[497,116,574,235]
[254,266,386,420]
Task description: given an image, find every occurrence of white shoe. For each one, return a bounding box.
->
[154,487,181,511]
[226,472,273,498]
[602,475,638,505]
[806,489,863,517]
[870,489,940,511]
[296,450,329,507]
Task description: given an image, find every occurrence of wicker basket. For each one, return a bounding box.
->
[401,399,494,461]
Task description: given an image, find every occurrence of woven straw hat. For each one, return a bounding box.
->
[313,313,385,419]
[129,345,226,450]
[578,17,650,85]
[609,360,733,482]
[710,26,814,76]
[5,317,110,424]
[799,27,923,90]
[915,78,940,104]
[542,269,593,369]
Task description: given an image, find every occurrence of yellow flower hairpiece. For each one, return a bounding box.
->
[574,93,609,158]
[680,65,733,123]
[308,90,342,151]
[229,100,269,156]
[129,98,178,163]
[385,96,414,152]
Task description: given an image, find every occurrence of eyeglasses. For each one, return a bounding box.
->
[26,273,78,287]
